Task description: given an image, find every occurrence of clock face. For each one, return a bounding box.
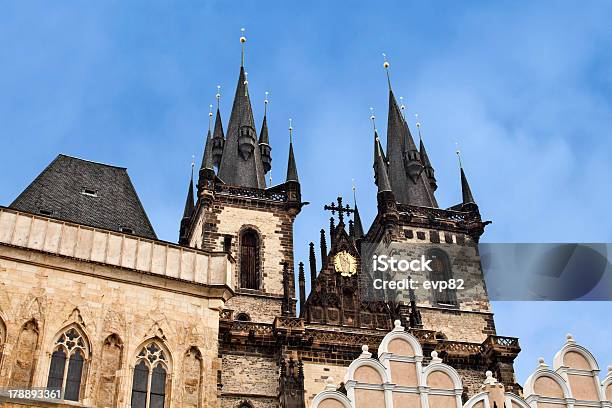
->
[333,251,357,277]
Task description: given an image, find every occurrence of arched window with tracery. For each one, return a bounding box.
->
[427,249,457,307]
[240,229,260,290]
[46,325,89,401]
[131,340,171,408]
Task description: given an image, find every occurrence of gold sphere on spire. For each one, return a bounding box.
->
[240,28,247,43]
[383,61,389,69]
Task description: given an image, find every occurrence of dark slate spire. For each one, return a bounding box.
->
[259,93,272,175]
[385,89,412,202]
[201,129,215,171]
[382,58,437,208]
[179,162,195,244]
[286,120,299,183]
[419,138,437,191]
[460,166,475,204]
[217,33,267,189]
[211,103,225,169]
[183,163,195,219]
[456,149,475,204]
[374,131,392,193]
[352,187,364,239]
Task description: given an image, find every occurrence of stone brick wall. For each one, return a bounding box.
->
[0,245,225,408]
[190,195,298,323]
[420,308,495,343]
[219,354,279,407]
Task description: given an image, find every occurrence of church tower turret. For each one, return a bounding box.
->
[182,31,304,334]
[259,93,272,176]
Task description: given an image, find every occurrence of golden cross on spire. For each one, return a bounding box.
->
[370,107,377,131]
[208,104,213,132]
[415,113,422,141]
[382,52,391,89]
[240,28,247,67]
[455,142,463,168]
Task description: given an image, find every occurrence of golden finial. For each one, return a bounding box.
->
[191,155,195,178]
[264,91,269,115]
[399,96,406,118]
[369,107,376,131]
[352,179,357,205]
[455,142,463,168]
[289,118,293,141]
[208,104,213,132]
[216,85,221,109]
[382,53,391,89]
[415,113,422,141]
[240,28,247,66]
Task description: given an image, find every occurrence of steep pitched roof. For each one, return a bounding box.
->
[217,66,267,188]
[385,89,437,208]
[373,131,392,193]
[10,154,157,239]
[182,170,195,220]
[286,136,299,183]
[460,167,476,204]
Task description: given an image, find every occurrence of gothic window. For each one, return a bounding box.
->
[10,320,39,388]
[46,325,89,401]
[182,347,202,407]
[427,249,457,307]
[130,341,171,408]
[240,229,260,290]
[96,334,123,407]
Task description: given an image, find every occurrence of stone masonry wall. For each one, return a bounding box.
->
[219,354,279,408]
[0,245,223,408]
[190,196,297,323]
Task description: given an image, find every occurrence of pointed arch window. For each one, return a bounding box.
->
[427,249,457,307]
[240,229,260,290]
[131,341,171,408]
[46,326,89,401]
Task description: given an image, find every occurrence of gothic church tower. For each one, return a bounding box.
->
[179,33,303,324]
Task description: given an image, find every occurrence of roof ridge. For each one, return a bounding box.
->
[57,153,128,170]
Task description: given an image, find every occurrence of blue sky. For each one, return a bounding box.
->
[1,1,611,384]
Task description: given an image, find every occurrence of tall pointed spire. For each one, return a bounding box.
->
[286,119,299,183]
[198,105,216,192]
[416,117,437,191]
[372,109,392,193]
[184,159,195,218]
[200,105,215,171]
[457,148,475,204]
[211,85,225,168]
[179,159,195,244]
[352,183,364,239]
[217,29,267,188]
[259,92,272,175]
[382,55,436,208]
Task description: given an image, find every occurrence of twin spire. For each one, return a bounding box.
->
[372,55,476,208]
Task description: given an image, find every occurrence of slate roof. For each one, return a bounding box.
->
[10,154,157,239]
